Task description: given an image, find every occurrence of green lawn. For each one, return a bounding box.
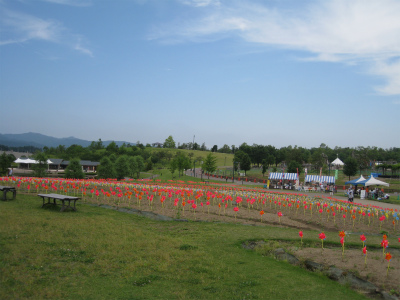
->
[148,148,234,167]
[0,194,369,300]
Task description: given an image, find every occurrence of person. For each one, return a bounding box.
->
[370,188,376,199]
[348,187,354,203]
[330,185,334,196]
[8,168,13,177]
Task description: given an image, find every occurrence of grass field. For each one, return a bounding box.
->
[0,194,371,300]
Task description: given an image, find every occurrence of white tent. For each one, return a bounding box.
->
[358,176,389,187]
[331,157,344,166]
[15,158,32,164]
[14,158,53,170]
[14,158,53,164]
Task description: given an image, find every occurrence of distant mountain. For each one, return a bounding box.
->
[0,132,135,148]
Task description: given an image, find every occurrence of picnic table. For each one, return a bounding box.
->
[38,193,80,212]
[0,185,17,201]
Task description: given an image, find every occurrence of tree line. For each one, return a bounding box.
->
[2,136,399,179]
[228,142,399,177]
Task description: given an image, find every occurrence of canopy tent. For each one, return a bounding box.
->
[269,173,298,180]
[15,158,36,164]
[305,175,335,184]
[345,175,366,185]
[357,176,389,187]
[14,158,53,165]
[331,157,344,166]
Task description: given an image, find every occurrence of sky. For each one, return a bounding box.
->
[0,0,399,150]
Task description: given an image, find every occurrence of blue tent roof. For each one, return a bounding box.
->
[305,175,335,183]
[345,175,366,185]
[269,172,298,180]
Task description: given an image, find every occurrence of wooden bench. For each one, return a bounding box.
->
[0,186,17,201]
[38,193,80,212]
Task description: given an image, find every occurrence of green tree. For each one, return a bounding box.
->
[251,144,268,167]
[354,147,370,174]
[240,153,251,175]
[91,149,107,162]
[134,156,145,178]
[261,159,268,176]
[115,155,129,180]
[275,148,286,167]
[192,142,199,150]
[109,153,117,163]
[234,150,251,175]
[286,146,304,165]
[311,149,325,171]
[169,159,177,178]
[377,163,390,175]
[0,152,14,176]
[106,141,119,154]
[172,152,191,177]
[32,152,48,177]
[218,144,231,154]
[65,144,87,160]
[98,157,116,179]
[118,144,128,155]
[55,145,66,156]
[136,141,145,150]
[287,161,302,175]
[163,136,176,149]
[88,139,104,151]
[145,157,153,171]
[64,158,85,179]
[265,154,275,168]
[343,157,358,180]
[128,156,138,178]
[202,153,217,179]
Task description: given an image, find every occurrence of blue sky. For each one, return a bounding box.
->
[1,0,399,149]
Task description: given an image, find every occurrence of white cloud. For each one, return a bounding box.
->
[0,8,92,56]
[238,1,400,61]
[74,38,93,57]
[371,59,400,95]
[0,9,62,44]
[153,0,400,96]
